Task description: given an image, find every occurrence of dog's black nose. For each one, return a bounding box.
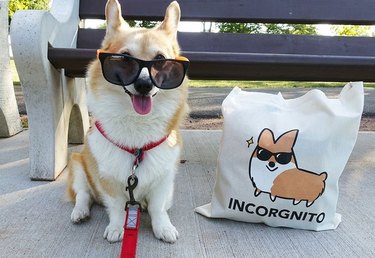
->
[268,161,275,168]
[134,78,153,95]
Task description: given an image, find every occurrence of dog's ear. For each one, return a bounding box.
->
[105,0,128,37]
[258,128,275,148]
[158,1,181,38]
[277,129,299,151]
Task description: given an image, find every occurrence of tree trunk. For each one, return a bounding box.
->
[0,0,22,137]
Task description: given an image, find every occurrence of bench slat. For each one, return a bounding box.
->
[50,1,375,82]
[77,30,375,57]
[185,51,375,81]
[79,0,375,25]
[48,47,375,81]
[48,48,95,77]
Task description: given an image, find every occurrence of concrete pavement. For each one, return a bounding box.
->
[15,85,375,119]
[0,130,374,257]
[2,85,374,257]
[188,86,375,119]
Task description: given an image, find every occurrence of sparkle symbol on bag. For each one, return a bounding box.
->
[246,137,254,148]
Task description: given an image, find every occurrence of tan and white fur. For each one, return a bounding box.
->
[66,0,188,243]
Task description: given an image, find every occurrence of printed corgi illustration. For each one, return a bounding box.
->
[249,128,327,207]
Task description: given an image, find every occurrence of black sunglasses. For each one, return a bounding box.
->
[255,146,293,165]
[97,51,190,90]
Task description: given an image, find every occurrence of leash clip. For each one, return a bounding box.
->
[126,174,140,208]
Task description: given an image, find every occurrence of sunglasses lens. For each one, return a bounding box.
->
[256,147,272,161]
[151,60,185,89]
[102,55,139,86]
[275,153,292,164]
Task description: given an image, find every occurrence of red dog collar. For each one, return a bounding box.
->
[94,121,169,160]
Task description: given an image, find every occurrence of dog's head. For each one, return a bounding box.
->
[249,129,299,191]
[251,129,298,172]
[87,0,188,123]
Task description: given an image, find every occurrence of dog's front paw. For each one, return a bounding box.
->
[71,207,90,223]
[153,222,179,243]
[103,224,124,243]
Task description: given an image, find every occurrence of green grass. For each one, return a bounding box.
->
[10,59,20,85]
[11,59,375,88]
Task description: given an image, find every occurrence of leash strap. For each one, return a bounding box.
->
[120,205,140,258]
[94,120,169,258]
[120,167,141,258]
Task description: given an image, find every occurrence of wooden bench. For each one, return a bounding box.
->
[11,0,375,180]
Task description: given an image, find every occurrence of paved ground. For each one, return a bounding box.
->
[14,85,375,130]
[187,87,375,118]
[185,86,375,130]
[5,85,375,256]
[1,130,374,257]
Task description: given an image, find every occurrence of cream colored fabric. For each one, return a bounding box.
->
[196,82,364,231]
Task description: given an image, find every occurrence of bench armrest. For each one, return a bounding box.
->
[11,0,79,73]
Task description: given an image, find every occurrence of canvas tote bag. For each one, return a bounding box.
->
[195,82,364,231]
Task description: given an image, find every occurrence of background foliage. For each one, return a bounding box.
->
[331,25,373,36]
[218,23,317,35]
[8,0,49,22]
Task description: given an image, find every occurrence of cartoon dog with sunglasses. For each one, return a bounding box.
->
[249,128,327,207]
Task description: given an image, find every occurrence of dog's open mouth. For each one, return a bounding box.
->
[131,94,153,115]
[122,85,158,115]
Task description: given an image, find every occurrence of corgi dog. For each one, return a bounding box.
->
[66,0,189,243]
[249,128,327,207]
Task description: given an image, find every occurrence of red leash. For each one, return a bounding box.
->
[94,120,170,258]
[120,205,141,257]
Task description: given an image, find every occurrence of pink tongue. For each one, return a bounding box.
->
[131,95,152,115]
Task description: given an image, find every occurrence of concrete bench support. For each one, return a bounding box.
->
[10,0,89,180]
[0,0,22,138]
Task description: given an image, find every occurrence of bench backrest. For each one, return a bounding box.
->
[79,0,375,24]
[49,0,375,81]
[77,0,375,57]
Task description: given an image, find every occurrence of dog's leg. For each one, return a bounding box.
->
[147,172,179,243]
[69,154,93,223]
[102,195,126,243]
[71,190,92,223]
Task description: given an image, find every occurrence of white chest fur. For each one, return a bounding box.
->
[250,158,295,192]
[88,129,180,199]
